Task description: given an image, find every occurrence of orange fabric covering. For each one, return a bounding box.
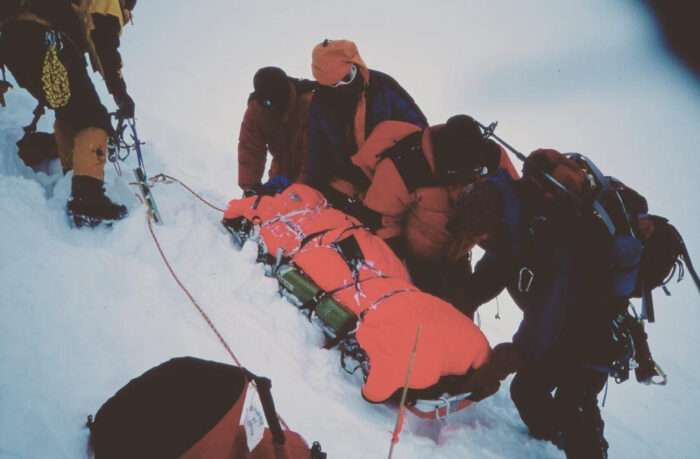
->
[292,227,411,300]
[223,184,326,223]
[355,277,490,403]
[260,208,361,259]
[351,120,423,180]
[292,241,488,403]
[354,93,368,151]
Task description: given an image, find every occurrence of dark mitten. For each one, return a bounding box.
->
[105,71,134,118]
[463,342,527,401]
[462,365,502,402]
[114,89,135,118]
[242,183,270,198]
[242,178,287,198]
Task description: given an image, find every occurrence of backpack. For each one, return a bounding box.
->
[87,357,326,459]
[521,148,698,320]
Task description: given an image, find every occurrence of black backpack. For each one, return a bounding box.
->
[520,148,697,385]
[476,118,698,312]
[520,148,698,320]
[87,357,326,459]
[476,120,699,385]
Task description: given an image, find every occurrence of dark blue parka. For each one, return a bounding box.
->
[305,69,427,189]
[465,171,620,364]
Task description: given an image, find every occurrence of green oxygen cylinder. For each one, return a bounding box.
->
[276,264,323,306]
[276,264,357,338]
[315,295,357,338]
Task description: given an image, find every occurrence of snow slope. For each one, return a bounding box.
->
[1,1,699,458]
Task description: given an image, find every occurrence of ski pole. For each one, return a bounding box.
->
[388,325,422,459]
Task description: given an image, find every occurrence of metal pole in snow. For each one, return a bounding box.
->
[388,325,422,459]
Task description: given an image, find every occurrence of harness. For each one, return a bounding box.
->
[380,130,437,193]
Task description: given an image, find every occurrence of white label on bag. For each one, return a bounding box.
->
[240,383,268,451]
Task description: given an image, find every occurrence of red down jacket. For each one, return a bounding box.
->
[223,184,491,402]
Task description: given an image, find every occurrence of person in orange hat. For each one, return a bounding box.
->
[306,39,427,205]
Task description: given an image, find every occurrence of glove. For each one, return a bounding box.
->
[114,89,135,119]
[242,183,270,198]
[263,175,291,194]
[462,366,502,402]
[243,175,291,197]
[106,72,135,118]
[463,342,526,402]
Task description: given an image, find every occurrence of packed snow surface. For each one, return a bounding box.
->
[1,1,699,458]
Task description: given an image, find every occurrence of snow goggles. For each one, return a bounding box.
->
[330,64,358,87]
[257,96,280,112]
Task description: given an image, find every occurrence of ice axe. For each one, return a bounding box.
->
[476,119,584,205]
[109,115,162,224]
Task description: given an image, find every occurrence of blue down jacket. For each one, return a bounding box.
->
[465,171,620,364]
[306,69,427,189]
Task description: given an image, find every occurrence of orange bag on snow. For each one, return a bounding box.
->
[291,226,411,293]
[223,184,492,409]
[223,184,327,225]
[291,235,489,403]
[222,184,332,250]
[351,277,490,403]
[259,208,362,261]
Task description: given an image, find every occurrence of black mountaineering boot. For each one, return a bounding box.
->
[67,175,128,228]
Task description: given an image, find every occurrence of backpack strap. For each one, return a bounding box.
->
[671,223,700,292]
[241,368,287,444]
[381,130,436,193]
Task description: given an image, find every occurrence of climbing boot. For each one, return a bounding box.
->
[67,175,127,228]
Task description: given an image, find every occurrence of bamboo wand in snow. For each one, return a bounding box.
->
[388,325,422,459]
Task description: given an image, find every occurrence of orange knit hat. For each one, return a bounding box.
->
[311,39,370,86]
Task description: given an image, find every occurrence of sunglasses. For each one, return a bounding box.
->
[329,64,358,88]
